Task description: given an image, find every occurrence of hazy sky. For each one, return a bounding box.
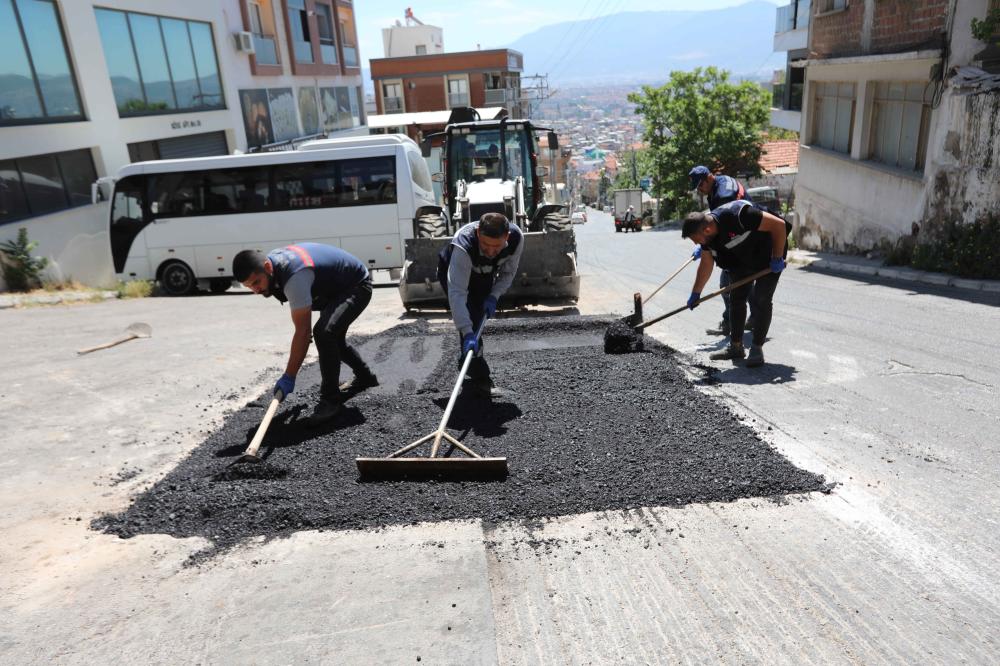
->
[354,0,785,68]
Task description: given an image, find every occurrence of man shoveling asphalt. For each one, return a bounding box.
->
[233,243,377,425]
[438,212,524,397]
[682,201,792,368]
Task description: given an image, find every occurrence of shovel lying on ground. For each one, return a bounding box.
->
[628,267,772,332]
[77,322,152,355]
[624,255,697,327]
[356,317,508,481]
[230,389,284,466]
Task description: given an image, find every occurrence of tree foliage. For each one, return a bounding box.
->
[0,227,48,292]
[628,67,770,219]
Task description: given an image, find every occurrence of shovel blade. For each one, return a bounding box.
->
[623,292,644,327]
[229,453,263,466]
[355,456,508,482]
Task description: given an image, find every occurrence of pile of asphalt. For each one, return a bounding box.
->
[95,316,826,559]
[603,319,643,353]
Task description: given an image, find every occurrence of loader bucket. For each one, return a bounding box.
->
[398,229,581,309]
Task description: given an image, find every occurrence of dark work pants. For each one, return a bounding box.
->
[720,270,755,329]
[456,300,491,380]
[313,280,373,400]
[729,270,781,348]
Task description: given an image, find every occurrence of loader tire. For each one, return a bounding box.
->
[543,212,572,232]
[417,213,448,238]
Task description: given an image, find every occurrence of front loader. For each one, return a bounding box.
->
[398,108,580,310]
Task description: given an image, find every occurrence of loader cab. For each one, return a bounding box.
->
[441,118,541,223]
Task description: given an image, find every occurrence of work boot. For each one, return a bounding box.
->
[709,344,745,361]
[466,375,497,398]
[746,346,765,367]
[306,397,341,427]
[339,371,379,393]
[705,320,729,336]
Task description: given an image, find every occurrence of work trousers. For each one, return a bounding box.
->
[313,280,373,399]
[720,269,755,329]
[456,300,491,381]
[728,270,781,348]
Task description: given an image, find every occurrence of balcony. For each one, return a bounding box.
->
[774,0,809,51]
[383,96,403,113]
[252,34,278,65]
[771,82,803,111]
[772,83,785,108]
[343,45,358,67]
[448,92,469,108]
[484,88,508,105]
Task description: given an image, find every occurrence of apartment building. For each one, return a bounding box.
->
[0,0,365,289]
[770,0,810,132]
[794,0,1000,251]
[370,49,527,119]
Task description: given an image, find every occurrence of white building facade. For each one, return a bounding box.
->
[1,0,365,290]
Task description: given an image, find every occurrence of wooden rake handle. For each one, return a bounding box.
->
[643,255,696,305]
[77,333,139,355]
[636,267,772,332]
[243,391,284,458]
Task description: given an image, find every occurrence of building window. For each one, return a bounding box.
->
[337,4,359,67]
[382,82,403,113]
[415,44,427,55]
[0,149,97,224]
[811,81,855,154]
[819,0,846,12]
[869,82,931,172]
[248,1,279,66]
[0,0,83,125]
[314,3,338,64]
[286,0,313,63]
[94,9,224,116]
[447,76,469,108]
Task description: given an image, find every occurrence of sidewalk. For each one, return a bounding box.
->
[787,249,1000,293]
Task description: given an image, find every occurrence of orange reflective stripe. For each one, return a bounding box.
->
[286,244,314,267]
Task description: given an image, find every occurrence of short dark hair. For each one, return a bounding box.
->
[478,212,510,238]
[233,249,266,282]
[681,212,710,239]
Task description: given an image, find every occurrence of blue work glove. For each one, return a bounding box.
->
[770,256,786,273]
[462,332,479,356]
[483,295,498,319]
[687,292,701,310]
[275,373,295,399]
[692,245,702,260]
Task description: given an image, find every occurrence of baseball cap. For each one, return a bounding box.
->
[688,165,710,189]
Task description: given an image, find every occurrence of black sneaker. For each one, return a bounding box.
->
[306,397,341,426]
[466,376,496,398]
[705,323,729,336]
[746,346,765,367]
[709,345,746,361]
[339,372,379,392]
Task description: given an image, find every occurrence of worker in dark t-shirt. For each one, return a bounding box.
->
[681,200,792,368]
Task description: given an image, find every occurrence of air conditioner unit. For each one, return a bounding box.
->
[234,31,255,53]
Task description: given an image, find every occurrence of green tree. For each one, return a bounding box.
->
[611,148,650,190]
[629,67,770,219]
[0,228,48,292]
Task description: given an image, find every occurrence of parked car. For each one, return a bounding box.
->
[570,211,586,224]
[747,186,781,215]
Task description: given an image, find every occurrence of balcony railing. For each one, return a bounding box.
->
[484,88,508,105]
[789,83,803,111]
[252,34,278,65]
[772,82,804,111]
[320,42,338,65]
[343,45,358,67]
[383,96,403,113]
[775,0,810,33]
[772,83,786,108]
[448,92,469,108]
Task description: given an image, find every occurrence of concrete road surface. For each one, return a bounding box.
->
[2,211,998,664]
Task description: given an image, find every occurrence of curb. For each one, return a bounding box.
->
[787,252,1000,293]
[0,290,118,309]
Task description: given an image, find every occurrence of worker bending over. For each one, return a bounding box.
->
[681,200,791,368]
[233,243,377,425]
[438,213,524,396]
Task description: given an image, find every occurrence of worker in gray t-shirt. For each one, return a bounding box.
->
[436,213,524,397]
[232,243,377,425]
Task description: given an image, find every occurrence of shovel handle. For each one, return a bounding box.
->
[643,255,695,305]
[77,333,138,355]
[243,391,283,458]
[636,267,772,331]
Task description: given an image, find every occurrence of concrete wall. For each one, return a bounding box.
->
[381,25,443,58]
[0,0,362,290]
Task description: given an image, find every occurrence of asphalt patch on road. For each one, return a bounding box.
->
[94,316,827,561]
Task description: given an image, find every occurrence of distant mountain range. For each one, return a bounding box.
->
[506,1,784,86]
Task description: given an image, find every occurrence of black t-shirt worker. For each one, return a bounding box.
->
[437,213,524,396]
[232,243,377,425]
[682,201,791,367]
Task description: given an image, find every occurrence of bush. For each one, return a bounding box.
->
[0,228,48,292]
[118,280,154,299]
[911,215,1000,279]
